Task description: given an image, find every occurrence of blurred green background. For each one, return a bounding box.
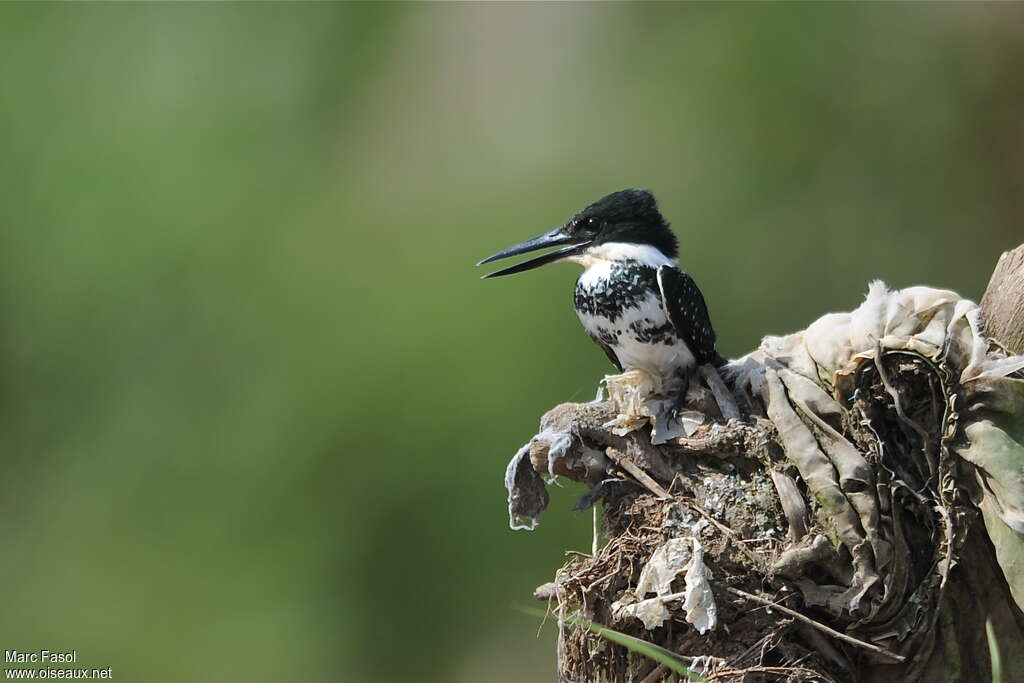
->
[0,3,1021,681]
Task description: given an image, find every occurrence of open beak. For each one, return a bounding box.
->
[477,227,591,279]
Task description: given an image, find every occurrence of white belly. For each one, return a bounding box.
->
[576,290,695,383]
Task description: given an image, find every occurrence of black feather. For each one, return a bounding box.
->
[656,266,724,367]
[589,334,623,371]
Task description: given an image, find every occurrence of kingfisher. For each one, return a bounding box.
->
[478,189,724,409]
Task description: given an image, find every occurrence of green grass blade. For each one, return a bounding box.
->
[515,605,708,682]
[987,619,1003,683]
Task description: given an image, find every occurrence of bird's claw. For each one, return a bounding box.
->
[666,397,687,424]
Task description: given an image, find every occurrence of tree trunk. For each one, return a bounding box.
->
[982,245,1024,355]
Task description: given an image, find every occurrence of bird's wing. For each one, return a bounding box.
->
[587,332,623,371]
[656,266,721,366]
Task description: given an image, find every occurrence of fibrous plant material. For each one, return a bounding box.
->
[505,253,1024,683]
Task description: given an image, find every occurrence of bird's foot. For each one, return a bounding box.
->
[666,385,690,423]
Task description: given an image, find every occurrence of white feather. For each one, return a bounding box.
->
[568,242,675,270]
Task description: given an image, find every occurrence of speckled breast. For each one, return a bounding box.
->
[573,263,695,379]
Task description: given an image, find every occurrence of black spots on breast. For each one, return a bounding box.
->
[628,319,675,345]
[591,328,619,347]
[574,264,658,323]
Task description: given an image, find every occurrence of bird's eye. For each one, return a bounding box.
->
[586,217,601,231]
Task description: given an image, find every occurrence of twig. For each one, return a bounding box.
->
[730,633,770,666]
[640,663,668,683]
[681,501,764,570]
[706,664,838,682]
[606,447,672,500]
[724,586,906,663]
[670,422,748,454]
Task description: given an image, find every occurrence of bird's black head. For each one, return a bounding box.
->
[478,188,677,278]
[573,189,677,259]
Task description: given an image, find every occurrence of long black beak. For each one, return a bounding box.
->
[477,228,590,279]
